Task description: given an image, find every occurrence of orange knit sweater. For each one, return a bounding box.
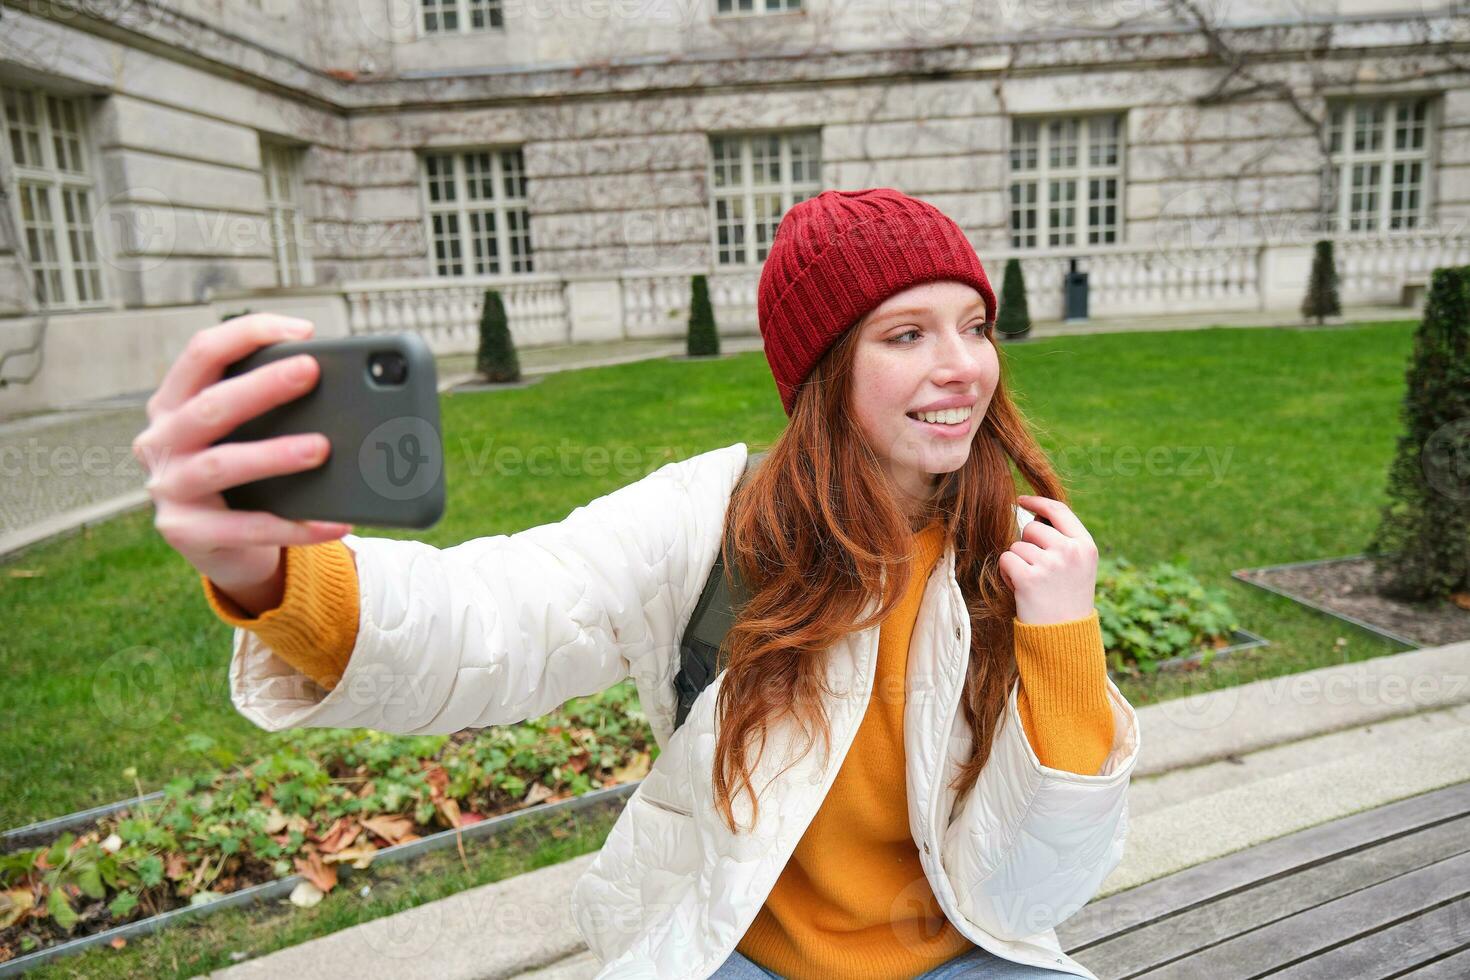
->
[201,525,1116,978]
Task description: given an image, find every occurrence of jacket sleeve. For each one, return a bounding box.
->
[940,672,1139,941]
[225,443,745,735]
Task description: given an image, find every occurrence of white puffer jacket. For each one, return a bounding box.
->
[226,441,1140,980]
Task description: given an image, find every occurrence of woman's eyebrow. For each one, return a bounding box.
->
[874,300,988,324]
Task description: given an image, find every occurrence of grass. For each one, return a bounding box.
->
[0,318,1421,831]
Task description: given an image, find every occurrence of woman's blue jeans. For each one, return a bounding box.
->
[710,945,1072,978]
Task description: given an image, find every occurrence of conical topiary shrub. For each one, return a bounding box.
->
[476,288,521,383]
[996,258,1031,338]
[687,274,720,357]
[1364,264,1470,602]
[1301,239,1342,325]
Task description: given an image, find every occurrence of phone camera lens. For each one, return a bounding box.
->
[368,351,409,386]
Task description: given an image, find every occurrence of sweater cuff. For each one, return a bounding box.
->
[1013,609,1116,776]
[200,540,360,691]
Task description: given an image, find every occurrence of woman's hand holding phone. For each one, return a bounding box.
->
[131,314,353,615]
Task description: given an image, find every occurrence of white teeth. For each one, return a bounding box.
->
[910,406,973,425]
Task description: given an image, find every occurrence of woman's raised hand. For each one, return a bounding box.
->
[1000,495,1099,626]
[130,314,352,612]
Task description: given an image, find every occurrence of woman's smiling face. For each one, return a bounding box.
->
[849,278,1000,518]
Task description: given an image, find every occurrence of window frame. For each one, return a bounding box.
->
[0,83,109,312]
[715,0,803,16]
[419,147,534,278]
[708,129,822,268]
[1006,111,1126,251]
[1326,94,1435,233]
[259,138,313,287]
[419,0,505,36]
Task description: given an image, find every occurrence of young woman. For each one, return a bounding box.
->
[134,187,1139,980]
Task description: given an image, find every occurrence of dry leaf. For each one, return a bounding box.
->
[424,764,449,801]
[315,818,361,854]
[6,569,43,578]
[293,853,338,893]
[321,844,378,870]
[610,751,651,785]
[109,936,127,950]
[523,782,554,806]
[361,814,417,846]
[1451,592,1470,611]
[1,888,35,929]
[263,809,288,834]
[164,852,189,881]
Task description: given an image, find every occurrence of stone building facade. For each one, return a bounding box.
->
[0,0,1467,414]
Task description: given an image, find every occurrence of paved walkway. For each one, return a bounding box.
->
[198,637,1470,979]
[0,306,1414,560]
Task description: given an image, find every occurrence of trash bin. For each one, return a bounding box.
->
[1063,257,1089,322]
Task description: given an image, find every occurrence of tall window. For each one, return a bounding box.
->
[1328,97,1432,232]
[0,85,103,309]
[710,131,821,266]
[716,0,802,14]
[1008,114,1123,249]
[422,149,533,276]
[421,0,503,34]
[261,140,311,286]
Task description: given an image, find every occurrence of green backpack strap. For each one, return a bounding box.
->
[672,448,765,733]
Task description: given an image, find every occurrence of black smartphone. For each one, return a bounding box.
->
[212,332,446,529]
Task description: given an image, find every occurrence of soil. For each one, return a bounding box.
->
[1235,555,1470,648]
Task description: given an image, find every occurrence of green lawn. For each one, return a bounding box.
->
[0,319,1420,831]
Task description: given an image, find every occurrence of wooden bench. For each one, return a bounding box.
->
[1058,780,1470,978]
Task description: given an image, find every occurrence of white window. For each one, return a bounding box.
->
[1008,113,1123,249]
[421,0,503,34]
[1327,97,1432,232]
[422,149,533,276]
[710,131,821,266]
[716,0,802,14]
[0,84,104,310]
[260,140,311,287]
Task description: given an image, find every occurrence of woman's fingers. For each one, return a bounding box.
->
[1016,494,1089,541]
[146,314,314,419]
[145,432,332,502]
[136,351,321,464]
[153,497,350,554]
[1008,540,1046,565]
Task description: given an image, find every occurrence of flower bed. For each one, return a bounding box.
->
[0,681,653,965]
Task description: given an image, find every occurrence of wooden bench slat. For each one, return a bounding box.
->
[1266,895,1470,979]
[1078,815,1470,979]
[1060,781,1470,950]
[1133,849,1470,979]
[1398,945,1470,977]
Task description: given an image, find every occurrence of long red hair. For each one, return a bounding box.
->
[711,316,1067,834]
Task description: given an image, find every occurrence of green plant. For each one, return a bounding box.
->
[0,681,653,961]
[1094,556,1240,675]
[997,258,1031,337]
[686,274,719,357]
[1365,265,1470,601]
[1301,240,1342,325]
[476,289,521,382]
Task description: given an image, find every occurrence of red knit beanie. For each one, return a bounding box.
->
[757,187,997,417]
